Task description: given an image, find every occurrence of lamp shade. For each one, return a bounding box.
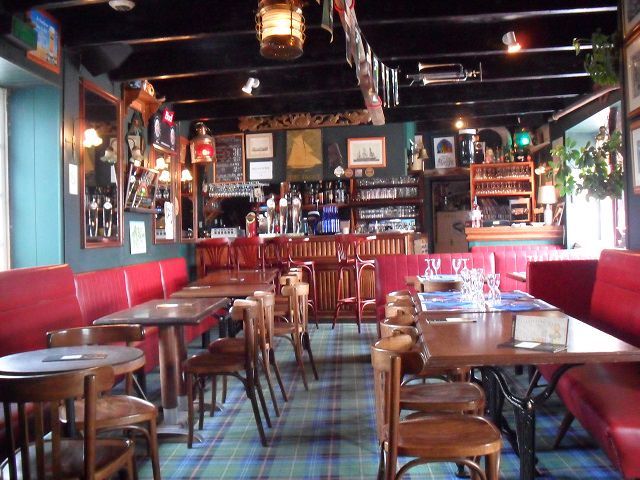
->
[190,122,215,163]
[256,0,305,60]
[538,185,558,205]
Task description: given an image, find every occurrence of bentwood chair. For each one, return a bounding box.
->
[371,335,502,480]
[183,299,271,447]
[231,236,265,271]
[279,237,319,328]
[46,325,161,480]
[196,237,231,276]
[275,280,319,390]
[333,234,377,332]
[0,366,136,480]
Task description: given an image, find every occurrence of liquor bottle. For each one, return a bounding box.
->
[326,181,334,204]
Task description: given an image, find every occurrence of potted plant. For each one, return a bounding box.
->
[549,127,624,200]
[573,30,619,87]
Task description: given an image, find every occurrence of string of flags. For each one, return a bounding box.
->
[316,0,399,124]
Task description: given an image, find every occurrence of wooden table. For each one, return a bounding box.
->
[507,271,527,283]
[417,311,640,480]
[405,275,462,292]
[94,298,229,438]
[192,268,278,287]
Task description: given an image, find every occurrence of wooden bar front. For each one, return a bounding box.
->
[196,232,422,314]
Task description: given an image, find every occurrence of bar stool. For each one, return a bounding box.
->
[196,238,231,277]
[332,234,376,333]
[279,237,319,328]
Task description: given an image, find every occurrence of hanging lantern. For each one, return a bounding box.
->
[256,0,305,60]
[190,122,215,163]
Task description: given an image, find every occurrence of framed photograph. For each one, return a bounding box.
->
[625,33,640,117]
[624,0,640,36]
[347,137,386,168]
[630,119,640,193]
[553,202,565,226]
[129,221,147,255]
[287,129,322,181]
[246,133,274,159]
[433,136,456,169]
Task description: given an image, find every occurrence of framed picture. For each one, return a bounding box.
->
[553,202,565,226]
[246,133,274,159]
[433,136,456,168]
[630,119,640,193]
[625,32,640,117]
[26,9,61,74]
[347,137,386,168]
[624,0,640,36]
[287,129,322,181]
[129,221,147,255]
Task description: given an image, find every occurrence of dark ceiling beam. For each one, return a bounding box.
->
[415,112,553,132]
[3,0,108,10]
[41,0,616,48]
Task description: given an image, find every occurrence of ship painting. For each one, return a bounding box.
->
[286,129,323,181]
[348,137,386,168]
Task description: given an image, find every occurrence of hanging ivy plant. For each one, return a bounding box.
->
[549,129,624,200]
[573,30,619,87]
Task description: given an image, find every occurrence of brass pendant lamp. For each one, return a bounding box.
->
[256,0,305,60]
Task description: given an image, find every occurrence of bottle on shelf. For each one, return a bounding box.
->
[471,196,483,228]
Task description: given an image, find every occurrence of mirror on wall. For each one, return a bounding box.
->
[80,79,123,248]
[150,146,178,243]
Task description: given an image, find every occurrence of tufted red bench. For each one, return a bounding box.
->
[528,250,640,479]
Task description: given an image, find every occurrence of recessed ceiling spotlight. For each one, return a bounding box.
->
[502,31,521,53]
[109,0,136,12]
[242,77,260,95]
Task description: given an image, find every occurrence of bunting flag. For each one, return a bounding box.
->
[321,0,334,41]
[393,68,399,106]
[372,56,380,95]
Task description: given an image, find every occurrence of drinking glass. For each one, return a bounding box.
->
[452,258,462,276]
[424,259,433,279]
[431,258,441,277]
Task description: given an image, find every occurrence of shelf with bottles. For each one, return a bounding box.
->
[355,204,419,221]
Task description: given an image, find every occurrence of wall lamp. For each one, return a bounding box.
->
[83,128,103,148]
[242,77,261,95]
[190,122,215,164]
[502,31,521,53]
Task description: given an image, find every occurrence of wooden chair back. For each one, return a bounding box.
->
[231,237,265,270]
[0,366,115,480]
[47,324,145,395]
[385,290,413,304]
[281,282,310,332]
[252,291,276,345]
[197,238,231,274]
[230,299,260,372]
[384,301,415,320]
[379,321,420,342]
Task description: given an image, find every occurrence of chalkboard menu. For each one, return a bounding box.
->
[214,133,245,183]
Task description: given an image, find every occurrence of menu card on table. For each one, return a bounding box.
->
[500,313,569,352]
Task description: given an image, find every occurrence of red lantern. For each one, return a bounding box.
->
[190,122,215,163]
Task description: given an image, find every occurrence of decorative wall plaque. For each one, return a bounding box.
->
[238,110,371,131]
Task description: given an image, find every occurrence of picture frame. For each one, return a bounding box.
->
[625,31,640,117]
[245,133,274,159]
[553,202,565,226]
[286,129,323,181]
[26,9,61,74]
[433,136,456,169]
[347,137,386,168]
[129,221,147,255]
[630,119,640,193]
[624,0,640,37]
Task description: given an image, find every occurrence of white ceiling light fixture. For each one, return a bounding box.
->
[109,0,136,12]
[502,31,521,53]
[407,63,482,86]
[242,77,260,95]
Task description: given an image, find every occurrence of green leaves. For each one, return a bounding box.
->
[573,30,619,87]
[549,130,623,200]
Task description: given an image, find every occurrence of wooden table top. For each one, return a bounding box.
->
[0,345,144,376]
[193,268,278,287]
[172,283,275,299]
[417,311,640,368]
[94,298,229,327]
[507,271,527,283]
[406,275,462,292]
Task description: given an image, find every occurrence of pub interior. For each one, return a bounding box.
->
[1,1,640,479]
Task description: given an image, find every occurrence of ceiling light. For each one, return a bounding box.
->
[181,167,193,182]
[256,0,305,60]
[83,128,103,148]
[109,0,135,12]
[190,122,215,163]
[454,118,465,129]
[242,77,260,95]
[502,31,521,53]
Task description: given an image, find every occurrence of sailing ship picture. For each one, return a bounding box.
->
[286,129,323,181]
[348,137,386,168]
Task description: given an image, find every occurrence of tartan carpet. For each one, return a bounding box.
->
[136,323,622,479]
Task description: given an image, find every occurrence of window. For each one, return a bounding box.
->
[0,88,8,271]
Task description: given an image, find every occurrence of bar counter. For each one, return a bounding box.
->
[465,225,564,248]
[196,232,425,314]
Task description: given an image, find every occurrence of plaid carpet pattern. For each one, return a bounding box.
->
[136,323,622,479]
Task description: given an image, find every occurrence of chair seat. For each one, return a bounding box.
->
[400,382,484,413]
[387,415,501,459]
[183,352,245,375]
[62,396,156,429]
[0,438,134,480]
[273,321,299,336]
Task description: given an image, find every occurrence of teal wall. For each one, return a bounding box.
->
[62,58,191,273]
[8,86,63,267]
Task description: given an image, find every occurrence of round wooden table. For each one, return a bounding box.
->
[0,345,145,376]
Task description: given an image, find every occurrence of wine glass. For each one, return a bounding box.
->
[452,258,462,276]
[424,259,433,279]
[431,258,441,277]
